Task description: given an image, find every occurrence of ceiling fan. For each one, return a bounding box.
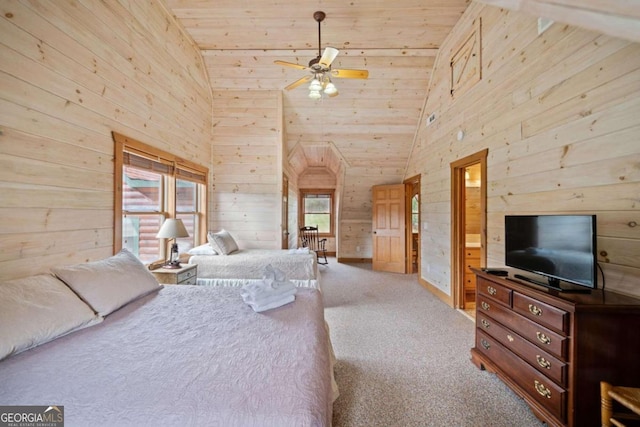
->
[274,11,369,99]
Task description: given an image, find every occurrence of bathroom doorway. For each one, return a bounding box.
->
[451,150,487,312]
[404,175,420,274]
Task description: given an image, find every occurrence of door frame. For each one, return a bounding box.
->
[404,174,420,275]
[451,149,487,309]
[281,174,289,249]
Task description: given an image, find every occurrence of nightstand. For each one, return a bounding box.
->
[151,264,197,285]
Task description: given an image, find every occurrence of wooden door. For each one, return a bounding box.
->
[281,174,289,249]
[372,184,407,273]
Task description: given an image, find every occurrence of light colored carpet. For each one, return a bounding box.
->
[320,259,544,427]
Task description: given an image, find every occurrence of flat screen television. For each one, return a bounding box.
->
[505,214,597,291]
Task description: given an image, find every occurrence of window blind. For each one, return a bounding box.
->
[123,151,174,175]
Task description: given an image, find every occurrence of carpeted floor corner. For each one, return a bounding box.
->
[320,259,544,427]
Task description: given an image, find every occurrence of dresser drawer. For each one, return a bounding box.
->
[466,247,480,259]
[179,275,197,286]
[477,295,567,360]
[464,273,477,289]
[465,248,480,273]
[477,277,512,307]
[513,292,569,334]
[177,267,197,283]
[477,312,567,387]
[476,330,567,421]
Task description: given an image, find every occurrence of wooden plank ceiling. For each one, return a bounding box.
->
[165,0,470,180]
[477,0,640,44]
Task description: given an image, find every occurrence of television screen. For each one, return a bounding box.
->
[505,215,597,289]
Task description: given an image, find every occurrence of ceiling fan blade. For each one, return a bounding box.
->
[331,69,369,79]
[319,47,339,68]
[274,60,308,71]
[284,75,312,91]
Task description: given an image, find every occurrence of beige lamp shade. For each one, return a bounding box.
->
[156,218,189,239]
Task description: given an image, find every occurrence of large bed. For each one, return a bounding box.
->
[0,250,335,426]
[189,249,320,288]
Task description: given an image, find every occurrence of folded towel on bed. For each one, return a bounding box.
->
[242,286,297,306]
[241,264,297,312]
[241,280,296,300]
[245,294,296,313]
[288,247,310,255]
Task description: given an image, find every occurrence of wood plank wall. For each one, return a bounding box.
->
[405,3,640,298]
[211,90,283,249]
[0,0,212,281]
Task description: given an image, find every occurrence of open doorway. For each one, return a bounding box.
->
[404,175,420,274]
[451,150,487,313]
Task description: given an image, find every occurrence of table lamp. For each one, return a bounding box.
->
[156,218,189,269]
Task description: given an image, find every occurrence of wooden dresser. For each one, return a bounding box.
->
[470,269,640,427]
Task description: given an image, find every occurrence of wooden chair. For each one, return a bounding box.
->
[601,381,640,427]
[299,226,328,265]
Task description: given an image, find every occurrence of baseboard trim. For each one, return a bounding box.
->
[337,257,372,263]
[418,277,454,308]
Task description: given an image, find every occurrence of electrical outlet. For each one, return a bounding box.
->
[356,246,360,252]
[538,17,554,35]
[426,112,436,127]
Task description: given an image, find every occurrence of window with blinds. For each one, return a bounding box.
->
[113,132,208,264]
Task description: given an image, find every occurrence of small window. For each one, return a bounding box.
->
[300,190,334,236]
[176,179,198,253]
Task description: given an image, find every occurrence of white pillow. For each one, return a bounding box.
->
[187,243,217,256]
[207,230,239,255]
[0,274,101,361]
[52,248,162,317]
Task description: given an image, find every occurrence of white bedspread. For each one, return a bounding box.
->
[189,249,320,289]
[0,286,333,427]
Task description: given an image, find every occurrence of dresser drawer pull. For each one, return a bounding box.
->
[507,334,514,342]
[480,339,491,350]
[480,319,490,329]
[536,355,551,369]
[481,301,490,311]
[534,380,552,399]
[528,304,543,316]
[536,332,551,345]
[487,286,497,296]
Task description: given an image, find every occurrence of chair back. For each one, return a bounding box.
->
[299,226,328,264]
[300,226,321,251]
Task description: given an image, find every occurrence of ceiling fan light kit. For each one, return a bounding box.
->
[324,82,338,96]
[275,11,369,99]
[309,78,323,92]
[309,90,322,100]
[308,75,339,98]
